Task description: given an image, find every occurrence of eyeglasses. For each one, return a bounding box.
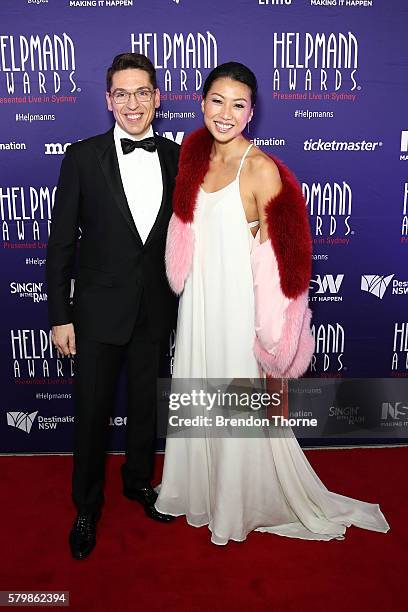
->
[110,88,155,104]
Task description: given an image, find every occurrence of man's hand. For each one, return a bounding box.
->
[52,323,76,356]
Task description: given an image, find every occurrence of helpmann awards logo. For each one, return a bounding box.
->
[10,328,74,380]
[309,322,345,374]
[391,322,408,375]
[0,32,78,101]
[303,180,353,243]
[130,31,218,93]
[272,31,361,99]
[1,185,55,245]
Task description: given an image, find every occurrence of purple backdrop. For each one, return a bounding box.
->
[1,0,407,453]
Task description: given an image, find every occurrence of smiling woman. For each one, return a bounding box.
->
[155,61,390,546]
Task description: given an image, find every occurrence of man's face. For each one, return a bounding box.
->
[106,68,160,138]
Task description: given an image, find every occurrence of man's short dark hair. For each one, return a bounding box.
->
[106,53,157,91]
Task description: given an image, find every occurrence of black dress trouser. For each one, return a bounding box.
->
[72,295,160,514]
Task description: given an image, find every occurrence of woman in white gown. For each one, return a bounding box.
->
[155,62,390,545]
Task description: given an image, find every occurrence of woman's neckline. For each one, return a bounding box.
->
[199,178,237,195]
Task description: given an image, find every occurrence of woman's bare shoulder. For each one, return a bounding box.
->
[245,147,282,195]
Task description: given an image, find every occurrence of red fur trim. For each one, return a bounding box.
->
[173,128,312,297]
[173,128,213,223]
[265,158,312,298]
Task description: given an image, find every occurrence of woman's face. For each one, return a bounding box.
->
[202,77,253,143]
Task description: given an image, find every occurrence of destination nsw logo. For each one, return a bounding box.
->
[272,31,361,98]
[7,411,38,433]
[0,33,78,99]
[6,410,74,433]
[361,275,408,299]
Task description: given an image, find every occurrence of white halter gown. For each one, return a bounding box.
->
[155,145,390,545]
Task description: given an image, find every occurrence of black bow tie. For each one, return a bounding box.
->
[120,136,156,154]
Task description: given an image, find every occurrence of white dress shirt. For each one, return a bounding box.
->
[114,123,163,244]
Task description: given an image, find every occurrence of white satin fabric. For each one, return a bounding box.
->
[155,148,390,544]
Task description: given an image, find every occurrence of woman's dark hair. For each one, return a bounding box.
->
[106,53,157,91]
[202,62,258,106]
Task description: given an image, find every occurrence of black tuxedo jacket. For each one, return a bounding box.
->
[46,127,180,345]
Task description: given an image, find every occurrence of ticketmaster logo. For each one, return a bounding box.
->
[361,275,394,299]
[304,139,382,152]
[7,411,38,433]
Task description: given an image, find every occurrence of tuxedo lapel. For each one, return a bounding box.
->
[94,128,143,247]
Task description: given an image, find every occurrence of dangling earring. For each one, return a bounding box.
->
[247,118,251,133]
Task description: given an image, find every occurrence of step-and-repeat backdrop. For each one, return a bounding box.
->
[1,0,407,452]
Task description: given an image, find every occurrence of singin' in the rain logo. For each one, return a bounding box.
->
[10,281,47,303]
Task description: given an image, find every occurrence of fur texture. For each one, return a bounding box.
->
[172,128,212,223]
[253,303,315,378]
[166,127,315,378]
[165,214,195,294]
[171,127,312,298]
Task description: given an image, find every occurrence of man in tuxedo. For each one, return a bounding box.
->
[46,53,179,560]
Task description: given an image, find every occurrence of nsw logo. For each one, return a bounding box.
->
[311,274,344,293]
[361,275,394,299]
[381,402,408,421]
[7,411,38,433]
[310,274,344,302]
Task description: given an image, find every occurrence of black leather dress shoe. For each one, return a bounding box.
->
[69,510,101,560]
[124,485,176,523]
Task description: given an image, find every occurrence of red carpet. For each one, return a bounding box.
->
[0,447,405,612]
